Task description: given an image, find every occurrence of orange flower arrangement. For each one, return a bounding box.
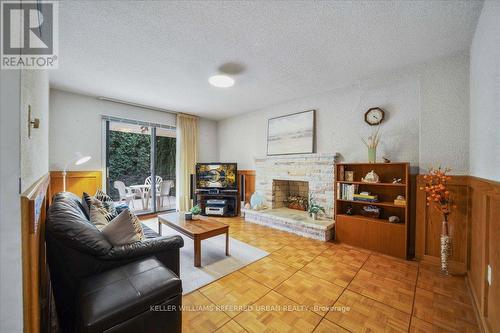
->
[420,167,455,221]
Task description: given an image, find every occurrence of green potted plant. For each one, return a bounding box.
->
[190,205,202,220]
[308,194,325,220]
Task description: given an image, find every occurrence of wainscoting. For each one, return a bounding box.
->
[416,175,500,333]
[416,175,470,273]
[238,170,256,203]
[468,176,500,333]
[49,171,102,199]
[21,174,51,333]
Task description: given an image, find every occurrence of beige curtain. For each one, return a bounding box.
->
[176,114,198,211]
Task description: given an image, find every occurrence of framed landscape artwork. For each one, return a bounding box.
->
[267,110,315,155]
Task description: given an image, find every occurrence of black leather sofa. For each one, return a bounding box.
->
[46,192,184,333]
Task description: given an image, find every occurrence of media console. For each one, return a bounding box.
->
[194,190,239,217]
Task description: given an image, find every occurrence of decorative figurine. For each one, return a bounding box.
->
[388,216,401,223]
[392,178,402,183]
[394,195,406,206]
[361,170,380,183]
[345,206,354,215]
[345,171,354,182]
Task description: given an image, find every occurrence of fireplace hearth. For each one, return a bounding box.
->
[272,180,309,211]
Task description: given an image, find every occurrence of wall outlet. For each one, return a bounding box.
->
[487,265,492,286]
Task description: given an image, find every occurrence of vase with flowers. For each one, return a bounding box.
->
[361,126,381,163]
[420,167,456,275]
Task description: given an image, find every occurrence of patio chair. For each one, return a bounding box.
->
[144,176,163,208]
[113,181,135,208]
[145,175,163,189]
[156,180,174,209]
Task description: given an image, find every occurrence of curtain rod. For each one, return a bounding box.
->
[96,96,198,118]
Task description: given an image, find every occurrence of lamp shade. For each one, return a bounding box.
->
[73,152,91,166]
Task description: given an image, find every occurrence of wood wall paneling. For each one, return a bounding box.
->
[21,174,51,333]
[238,170,256,203]
[49,171,102,199]
[416,175,500,333]
[415,175,469,273]
[467,177,500,333]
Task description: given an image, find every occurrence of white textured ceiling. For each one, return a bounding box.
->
[51,0,483,120]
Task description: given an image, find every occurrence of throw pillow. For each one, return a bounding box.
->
[101,209,143,246]
[82,192,93,217]
[94,189,117,216]
[89,203,110,230]
[128,210,146,241]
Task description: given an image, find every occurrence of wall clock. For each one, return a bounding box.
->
[364,107,385,126]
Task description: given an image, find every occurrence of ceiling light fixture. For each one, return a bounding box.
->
[208,74,234,88]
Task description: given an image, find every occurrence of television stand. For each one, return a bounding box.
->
[194,191,239,217]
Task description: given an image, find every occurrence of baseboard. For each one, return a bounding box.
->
[466,273,488,333]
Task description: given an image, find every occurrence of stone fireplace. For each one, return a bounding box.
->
[272,180,309,210]
[255,153,335,217]
[242,153,336,241]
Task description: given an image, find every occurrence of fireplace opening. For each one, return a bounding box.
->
[272,180,309,211]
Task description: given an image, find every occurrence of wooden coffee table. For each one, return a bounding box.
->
[158,212,229,267]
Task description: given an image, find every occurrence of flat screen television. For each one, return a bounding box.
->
[196,163,237,189]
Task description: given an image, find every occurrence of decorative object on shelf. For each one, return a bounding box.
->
[345,206,354,215]
[308,194,325,220]
[420,166,455,275]
[345,171,354,182]
[394,195,406,206]
[361,170,380,183]
[338,165,345,181]
[190,205,202,220]
[185,212,193,220]
[392,178,402,184]
[388,216,401,223]
[364,107,385,126]
[383,157,391,163]
[360,205,380,218]
[267,110,315,155]
[361,125,382,163]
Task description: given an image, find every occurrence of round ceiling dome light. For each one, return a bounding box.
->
[208,74,234,88]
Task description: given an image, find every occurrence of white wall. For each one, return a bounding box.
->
[218,53,470,174]
[0,70,23,333]
[49,89,218,173]
[0,69,50,332]
[470,0,500,182]
[20,70,50,191]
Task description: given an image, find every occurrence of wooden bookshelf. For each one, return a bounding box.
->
[334,162,409,259]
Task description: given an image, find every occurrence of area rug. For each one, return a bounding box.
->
[142,219,268,294]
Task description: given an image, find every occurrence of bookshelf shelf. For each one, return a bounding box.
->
[334,162,409,259]
[336,214,406,226]
[336,199,406,208]
[336,181,406,187]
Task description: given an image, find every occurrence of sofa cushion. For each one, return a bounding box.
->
[101,209,143,246]
[95,189,118,216]
[78,257,182,330]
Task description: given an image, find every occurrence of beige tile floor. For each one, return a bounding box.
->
[178,217,479,333]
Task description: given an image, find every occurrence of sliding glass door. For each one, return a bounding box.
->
[105,118,176,215]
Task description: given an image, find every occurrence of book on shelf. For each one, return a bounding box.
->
[353,193,379,202]
[339,184,358,201]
